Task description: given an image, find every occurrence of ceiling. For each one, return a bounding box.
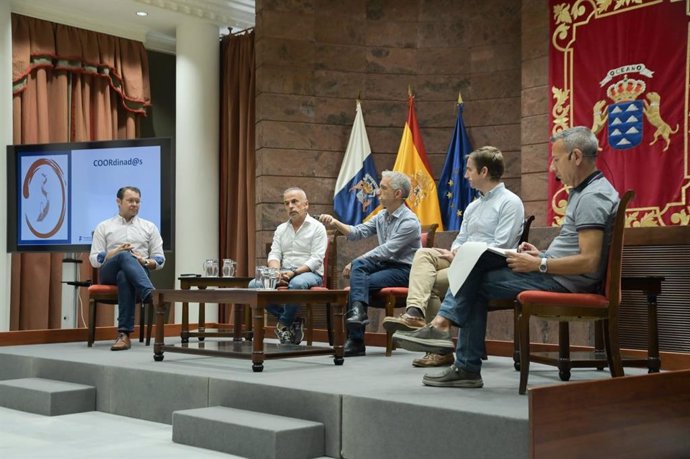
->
[10,0,255,53]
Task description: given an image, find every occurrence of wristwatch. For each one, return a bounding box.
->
[539,257,548,273]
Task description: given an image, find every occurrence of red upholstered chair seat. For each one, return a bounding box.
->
[378,287,410,296]
[88,284,118,296]
[517,291,609,309]
[86,275,153,348]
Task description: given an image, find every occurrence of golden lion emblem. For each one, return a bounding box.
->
[643,92,679,152]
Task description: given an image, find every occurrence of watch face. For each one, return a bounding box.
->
[539,258,547,273]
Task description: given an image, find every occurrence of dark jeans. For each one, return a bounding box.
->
[99,251,154,333]
[347,257,411,340]
[438,252,569,373]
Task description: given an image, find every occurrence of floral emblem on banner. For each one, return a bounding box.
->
[350,173,379,213]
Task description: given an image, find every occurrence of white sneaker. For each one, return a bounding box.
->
[274,326,294,344]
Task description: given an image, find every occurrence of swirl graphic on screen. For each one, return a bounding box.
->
[22,158,67,238]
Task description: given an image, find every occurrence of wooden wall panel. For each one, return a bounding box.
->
[529,370,690,459]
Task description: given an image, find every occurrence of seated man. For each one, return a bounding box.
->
[89,186,165,351]
[383,146,524,368]
[249,187,327,345]
[394,126,619,388]
[320,170,421,357]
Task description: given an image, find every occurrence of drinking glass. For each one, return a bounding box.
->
[203,259,219,277]
[222,259,236,277]
[264,267,280,290]
[255,266,268,289]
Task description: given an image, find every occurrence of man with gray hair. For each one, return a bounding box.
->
[394,126,619,388]
[250,187,327,345]
[320,170,421,356]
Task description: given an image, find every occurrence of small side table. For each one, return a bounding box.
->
[178,276,254,342]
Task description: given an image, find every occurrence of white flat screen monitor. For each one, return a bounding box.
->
[6,137,174,252]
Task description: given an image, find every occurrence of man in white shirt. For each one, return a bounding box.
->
[249,187,327,344]
[383,146,524,367]
[89,186,165,351]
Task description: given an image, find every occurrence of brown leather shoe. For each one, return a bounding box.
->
[382,313,426,334]
[110,332,131,351]
[412,352,454,367]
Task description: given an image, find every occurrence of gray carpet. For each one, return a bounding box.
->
[0,338,647,459]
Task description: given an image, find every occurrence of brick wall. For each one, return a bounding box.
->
[520,0,550,226]
[255,0,524,254]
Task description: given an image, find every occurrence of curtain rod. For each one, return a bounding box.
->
[228,27,254,36]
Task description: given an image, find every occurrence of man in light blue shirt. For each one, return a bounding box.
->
[383,146,524,367]
[320,171,421,356]
[90,186,165,351]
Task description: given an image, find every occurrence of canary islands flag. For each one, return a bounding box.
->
[333,100,380,225]
[370,95,443,229]
[438,101,474,230]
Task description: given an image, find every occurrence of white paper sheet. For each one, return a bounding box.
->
[447,242,516,296]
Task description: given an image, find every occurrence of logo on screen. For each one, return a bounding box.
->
[22,158,67,238]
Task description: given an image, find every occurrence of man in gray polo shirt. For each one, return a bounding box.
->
[394,126,619,388]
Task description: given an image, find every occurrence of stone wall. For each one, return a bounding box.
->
[255,0,524,255]
[520,0,550,226]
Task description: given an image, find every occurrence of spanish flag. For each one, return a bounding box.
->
[367,94,444,229]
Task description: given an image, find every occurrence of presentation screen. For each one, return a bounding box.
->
[6,138,174,252]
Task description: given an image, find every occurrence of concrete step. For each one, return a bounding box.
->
[173,406,325,459]
[0,377,95,416]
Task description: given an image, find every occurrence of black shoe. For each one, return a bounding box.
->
[344,338,366,357]
[346,301,369,325]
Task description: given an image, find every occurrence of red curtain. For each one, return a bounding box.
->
[11,14,150,330]
[219,30,256,322]
[548,1,688,227]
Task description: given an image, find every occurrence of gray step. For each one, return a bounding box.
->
[173,406,324,459]
[0,377,95,416]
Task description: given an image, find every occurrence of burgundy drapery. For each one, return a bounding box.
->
[219,30,255,322]
[10,14,150,330]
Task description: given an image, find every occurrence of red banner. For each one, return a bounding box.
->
[548,0,689,227]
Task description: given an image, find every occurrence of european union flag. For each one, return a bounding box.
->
[438,101,474,231]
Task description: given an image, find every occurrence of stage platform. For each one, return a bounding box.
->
[0,337,648,459]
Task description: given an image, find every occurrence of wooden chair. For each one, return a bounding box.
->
[516,190,634,395]
[264,229,337,345]
[486,214,535,368]
[86,268,153,347]
[371,223,438,355]
[379,217,535,359]
[305,232,337,345]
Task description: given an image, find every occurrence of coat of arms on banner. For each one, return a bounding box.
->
[592,72,680,152]
[350,174,379,213]
[548,0,689,227]
[408,170,434,209]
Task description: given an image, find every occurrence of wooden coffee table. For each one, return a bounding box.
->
[177,276,254,342]
[152,288,348,371]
